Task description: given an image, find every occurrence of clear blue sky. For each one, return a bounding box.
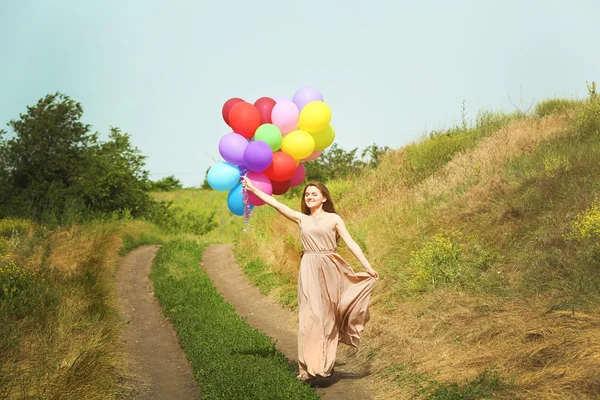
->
[1,0,598,187]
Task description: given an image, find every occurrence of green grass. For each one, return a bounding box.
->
[404,110,519,186]
[150,239,320,400]
[235,252,298,309]
[534,98,579,117]
[0,220,127,399]
[384,364,512,399]
[428,370,513,400]
[119,231,165,255]
[152,189,247,243]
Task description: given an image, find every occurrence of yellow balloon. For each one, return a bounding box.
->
[310,125,335,150]
[298,101,332,133]
[281,130,315,160]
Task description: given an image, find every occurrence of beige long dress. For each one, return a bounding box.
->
[297,212,376,379]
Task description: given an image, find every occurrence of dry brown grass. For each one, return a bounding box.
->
[354,290,600,399]
[1,220,159,399]
[236,112,600,398]
[358,114,572,267]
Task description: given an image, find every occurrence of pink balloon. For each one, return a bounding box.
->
[303,149,323,161]
[271,100,299,135]
[246,171,272,206]
[290,162,306,187]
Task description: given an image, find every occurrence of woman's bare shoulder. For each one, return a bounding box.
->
[329,212,343,222]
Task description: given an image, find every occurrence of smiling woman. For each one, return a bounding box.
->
[241,176,378,381]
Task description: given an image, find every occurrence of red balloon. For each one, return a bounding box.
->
[229,102,261,139]
[254,97,277,125]
[222,98,244,125]
[265,152,296,182]
[271,179,291,195]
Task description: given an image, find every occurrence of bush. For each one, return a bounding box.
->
[408,231,466,290]
[404,110,516,186]
[568,195,600,247]
[544,154,571,177]
[535,98,578,117]
[144,200,217,235]
[0,254,49,319]
[575,82,600,137]
[0,218,34,238]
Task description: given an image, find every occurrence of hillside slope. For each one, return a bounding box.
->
[235,90,600,399]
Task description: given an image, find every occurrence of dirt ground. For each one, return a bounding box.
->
[115,245,200,400]
[201,244,371,400]
[115,243,371,400]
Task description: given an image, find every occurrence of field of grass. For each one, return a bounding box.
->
[0,215,319,399]
[0,218,165,399]
[3,86,599,399]
[151,188,246,244]
[234,88,600,398]
[150,239,319,399]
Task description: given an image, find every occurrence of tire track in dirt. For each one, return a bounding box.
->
[116,245,200,400]
[201,243,371,400]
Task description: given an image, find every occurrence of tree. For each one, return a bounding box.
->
[0,93,153,221]
[0,93,96,219]
[303,143,390,184]
[361,144,391,168]
[149,175,183,192]
[201,167,213,190]
[76,127,152,216]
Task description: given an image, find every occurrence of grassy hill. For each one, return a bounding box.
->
[4,86,597,399]
[232,86,600,398]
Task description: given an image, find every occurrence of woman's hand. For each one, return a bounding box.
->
[240,175,256,192]
[366,267,380,280]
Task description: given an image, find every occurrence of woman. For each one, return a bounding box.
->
[241,176,379,381]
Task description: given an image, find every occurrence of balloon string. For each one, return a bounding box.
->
[242,178,253,232]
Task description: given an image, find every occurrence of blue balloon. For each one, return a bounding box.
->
[207,162,241,191]
[227,183,253,216]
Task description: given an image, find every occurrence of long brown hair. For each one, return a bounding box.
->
[301,182,337,215]
[300,182,342,247]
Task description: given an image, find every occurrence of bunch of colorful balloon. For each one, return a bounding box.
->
[206,87,336,216]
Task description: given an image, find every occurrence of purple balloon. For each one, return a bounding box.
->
[219,132,248,165]
[243,141,273,172]
[273,95,291,103]
[292,87,324,112]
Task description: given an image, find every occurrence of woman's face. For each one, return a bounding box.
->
[304,186,326,209]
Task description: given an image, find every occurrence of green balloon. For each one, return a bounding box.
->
[254,124,283,151]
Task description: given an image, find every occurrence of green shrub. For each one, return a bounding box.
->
[405,110,516,186]
[534,98,578,117]
[143,200,217,235]
[0,218,34,238]
[575,81,600,136]
[0,255,50,319]
[543,154,571,177]
[409,231,466,290]
[568,195,600,247]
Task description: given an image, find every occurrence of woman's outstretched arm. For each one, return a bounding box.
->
[241,176,303,224]
[333,214,380,280]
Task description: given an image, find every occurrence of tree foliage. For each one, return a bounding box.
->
[0,92,215,234]
[149,175,183,192]
[304,143,391,183]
